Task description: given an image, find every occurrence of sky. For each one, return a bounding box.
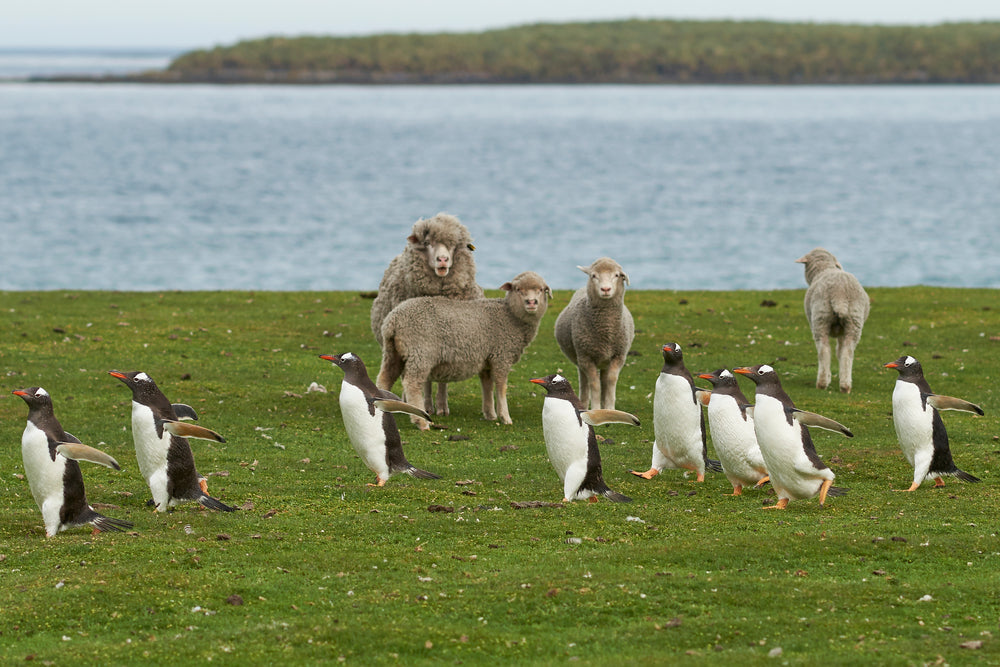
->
[4,0,1000,49]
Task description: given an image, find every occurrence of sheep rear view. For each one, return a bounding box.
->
[796,248,870,393]
[554,257,635,410]
[369,213,484,415]
[377,271,551,430]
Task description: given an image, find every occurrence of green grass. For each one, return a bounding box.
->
[0,287,997,665]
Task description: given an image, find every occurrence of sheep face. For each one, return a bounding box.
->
[501,271,551,317]
[407,213,476,279]
[579,258,630,301]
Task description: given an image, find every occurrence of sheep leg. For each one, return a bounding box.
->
[422,379,435,414]
[435,382,450,416]
[578,361,601,411]
[836,332,859,394]
[600,357,626,410]
[813,330,832,390]
[402,374,430,430]
[479,369,497,421]
[494,371,512,425]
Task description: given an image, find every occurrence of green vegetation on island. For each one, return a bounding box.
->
[156,19,1000,84]
[1,287,998,663]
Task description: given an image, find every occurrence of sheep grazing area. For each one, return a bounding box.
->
[0,286,997,664]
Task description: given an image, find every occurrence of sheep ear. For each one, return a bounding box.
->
[795,255,808,264]
[467,243,476,251]
[545,285,552,298]
[577,265,589,275]
[500,282,513,292]
[407,233,420,245]
[622,272,630,286]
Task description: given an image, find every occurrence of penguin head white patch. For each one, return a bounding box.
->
[135,372,152,382]
[34,387,49,398]
[553,374,566,383]
[757,365,774,375]
[720,370,733,379]
[340,352,357,361]
[673,343,682,352]
[904,356,917,367]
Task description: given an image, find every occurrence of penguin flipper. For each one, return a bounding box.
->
[790,409,853,437]
[581,409,641,427]
[55,442,122,471]
[172,403,199,421]
[62,431,83,445]
[373,399,431,422]
[925,394,984,416]
[198,494,237,512]
[162,419,226,443]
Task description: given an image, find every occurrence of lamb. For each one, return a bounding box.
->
[370,213,484,415]
[376,271,551,430]
[796,247,871,393]
[554,257,635,410]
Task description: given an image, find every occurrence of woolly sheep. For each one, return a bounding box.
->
[370,213,484,415]
[376,271,551,430]
[796,248,871,393]
[554,257,635,410]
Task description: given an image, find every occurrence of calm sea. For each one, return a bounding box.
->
[1,52,998,291]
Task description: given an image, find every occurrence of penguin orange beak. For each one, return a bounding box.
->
[319,354,339,362]
[108,371,128,381]
[12,390,28,397]
[884,362,898,368]
[733,367,752,376]
[697,373,714,380]
[529,378,546,385]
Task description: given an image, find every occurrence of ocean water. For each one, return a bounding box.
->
[1,55,998,291]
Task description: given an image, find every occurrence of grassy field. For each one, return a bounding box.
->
[0,287,997,665]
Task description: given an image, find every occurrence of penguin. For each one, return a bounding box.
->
[630,343,721,481]
[733,365,851,509]
[884,355,983,491]
[109,370,235,512]
[13,387,133,537]
[530,374,637,503]
[697,369,770,496]
[320,352,441,486]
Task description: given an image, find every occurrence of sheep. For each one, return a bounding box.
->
[376,271,551,430]
[796,247,871,393]
[370,213,484,415]
[553,257,635,410]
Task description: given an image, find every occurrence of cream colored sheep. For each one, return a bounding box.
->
[377,271,551,430]
[554,257,635,410]
[370,213,484,415]
[796,248,870,393]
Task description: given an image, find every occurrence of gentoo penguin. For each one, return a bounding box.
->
[630,343,721,481]
[697,369,770,495]
[884,355,983,491]
[530,374,637,503]
[13,387,133,537]
[320,352,441,486]
[733,365,851,509]
[109,371,235,512]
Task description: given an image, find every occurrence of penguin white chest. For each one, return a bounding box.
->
[541,398,589,481]
[21,421,66,510]
[653,374,700,446]
[338,382,389,471]
[891,381,932,463]
[706,394,764,480]
[131,401,169,482]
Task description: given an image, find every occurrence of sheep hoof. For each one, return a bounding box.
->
[840,386,851,394]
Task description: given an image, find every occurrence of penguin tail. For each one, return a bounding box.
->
[92,514,134,533]
[705,458,723,473]
[826,486,849,497]
[198,494,237,512]
[405,466,441,480]
[954,469,981,484]
[602,489,632,503]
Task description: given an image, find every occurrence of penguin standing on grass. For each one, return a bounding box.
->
[884,355,983,491]
[697,369,769,496]
[13,387,133,537]
[320,352,440,486]
[109,371,235,512]
[733,365,851,509]
[531,374,637,503]
[630,343,721,482]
